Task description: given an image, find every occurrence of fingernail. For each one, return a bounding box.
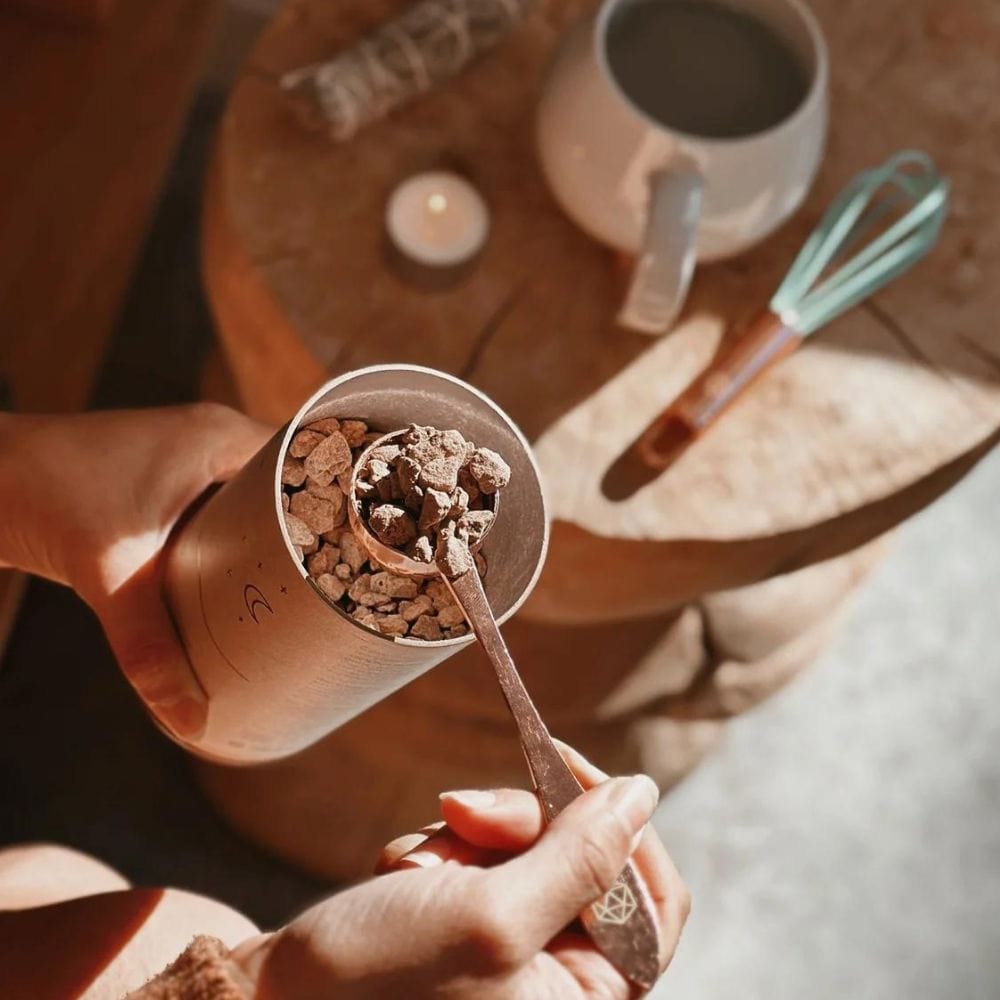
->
[552,738,610,779]
[629,827,646,855]
[398,850,444,869]
[607,775,659,831]
[120,642,176,690]
[439,789,496,809]
[155,695,207,740]
[552,738,581,761]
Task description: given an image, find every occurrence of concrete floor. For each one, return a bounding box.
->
[651,446,1000,1000]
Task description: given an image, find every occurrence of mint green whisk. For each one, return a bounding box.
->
[637,150,950,469]
[771,149,949,334]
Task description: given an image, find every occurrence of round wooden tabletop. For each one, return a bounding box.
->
[204,0,1000,624]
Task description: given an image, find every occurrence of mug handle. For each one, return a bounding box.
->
[617,165,704,335]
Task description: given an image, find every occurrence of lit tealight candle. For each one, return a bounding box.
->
[386,171,490,268]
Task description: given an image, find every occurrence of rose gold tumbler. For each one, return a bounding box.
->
[163,365,549,764]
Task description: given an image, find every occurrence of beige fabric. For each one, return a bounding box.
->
[127,937,246,1000]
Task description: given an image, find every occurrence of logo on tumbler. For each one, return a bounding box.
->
[243,583,274,624]
[592,881,637,925]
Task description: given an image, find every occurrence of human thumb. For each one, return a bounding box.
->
[96,557,208,742]
[486,774,658,954]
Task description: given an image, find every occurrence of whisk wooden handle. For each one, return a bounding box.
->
[637,311,804,469]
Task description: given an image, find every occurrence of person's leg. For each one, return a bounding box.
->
[0,844,258,1000]
[0,843,129,909]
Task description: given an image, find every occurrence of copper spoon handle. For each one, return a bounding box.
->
[445,567,661,990]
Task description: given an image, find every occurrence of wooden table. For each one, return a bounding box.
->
[195,0,1000,879]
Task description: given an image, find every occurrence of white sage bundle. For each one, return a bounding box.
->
[280,0,536,140]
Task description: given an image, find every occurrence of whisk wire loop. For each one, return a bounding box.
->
[770,150,949,335]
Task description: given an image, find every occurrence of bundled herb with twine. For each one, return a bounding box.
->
[281,0,536,140]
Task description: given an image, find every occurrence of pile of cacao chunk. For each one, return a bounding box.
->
[280,417,510,641]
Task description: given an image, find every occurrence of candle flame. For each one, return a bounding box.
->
[427,192,448,214]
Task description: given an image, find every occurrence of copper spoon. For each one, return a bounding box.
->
[349,431,661,990]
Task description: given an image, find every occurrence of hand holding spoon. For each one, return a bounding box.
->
[349,430,661,991]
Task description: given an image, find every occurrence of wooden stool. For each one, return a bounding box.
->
[195,0,1000,878]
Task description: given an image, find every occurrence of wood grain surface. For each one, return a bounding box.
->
[0,0,219,414]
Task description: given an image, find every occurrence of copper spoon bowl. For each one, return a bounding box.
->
[348,429,498,575]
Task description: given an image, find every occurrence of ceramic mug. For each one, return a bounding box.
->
[536,0,828,333]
